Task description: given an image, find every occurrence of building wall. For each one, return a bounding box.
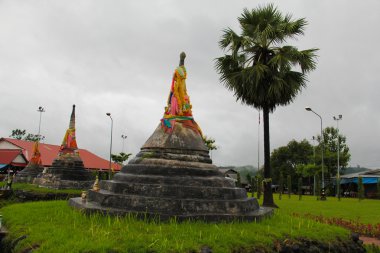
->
[13,155,27,163]
[0,141,18,149]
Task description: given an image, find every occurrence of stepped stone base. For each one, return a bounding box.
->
[69,123,273,221]
[14,164,43,184]
[69,197,272,222]
[34,178,93,190]
[69,160,273,221]
[36,155,94,190]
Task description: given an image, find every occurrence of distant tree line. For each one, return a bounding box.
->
[269,127,350,195]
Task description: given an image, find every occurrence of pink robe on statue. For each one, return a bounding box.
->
[170,96,179,115]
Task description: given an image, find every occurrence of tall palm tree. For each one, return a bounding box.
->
[215,4,318,207]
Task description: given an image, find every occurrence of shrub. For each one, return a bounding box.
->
[315,174,321,200]
[279,172,284,200]
[358,176,364,201]
[298,177,302,200]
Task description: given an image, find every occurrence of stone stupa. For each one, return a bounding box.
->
[70,53,273,221]
[35,105,94,189]
[14,141,44,183]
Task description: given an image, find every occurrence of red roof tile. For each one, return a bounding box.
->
[1,138,121,171]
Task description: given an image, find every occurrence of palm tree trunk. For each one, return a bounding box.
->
[262,106,277,207]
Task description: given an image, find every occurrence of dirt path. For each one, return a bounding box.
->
[360,236,380,246]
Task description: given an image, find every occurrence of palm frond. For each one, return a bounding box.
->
[269,46,319,73]
[297,49,318,72]
[219,28,243,53]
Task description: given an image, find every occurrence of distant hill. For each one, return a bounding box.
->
[342,166,369,175]
[234,165,258,172]
[218,165,258,183]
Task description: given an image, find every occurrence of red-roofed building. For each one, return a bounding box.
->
[0,149,28,171]
[0,138,121,172]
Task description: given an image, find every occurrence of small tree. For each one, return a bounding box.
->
[257,176,262,199]
[315,174,321,200]
[377,179,380,199]
[246,174,252,186]
[9,129,26,140]
[111,152,132,165]
[203,136,217,151]
[236,172,241,187]
[271,140,314,188]
[98,170,108,180]
[279,172,284,200]
[358,176,364,201]
[203,136,217,159]
[315,127,351,177]
[24,133,40,142]
[250,177,255,197]
[298,177,302,200]
[9,129,40,142]
[287,175,292,199]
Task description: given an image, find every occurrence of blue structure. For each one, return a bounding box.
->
[340,169,380,198]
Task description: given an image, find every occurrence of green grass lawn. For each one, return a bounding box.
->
[1,191,379,252]
[1,200,349,253]
[0,182,82,195]
[256,193,380,224]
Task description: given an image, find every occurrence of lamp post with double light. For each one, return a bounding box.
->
[37,106,45,141]
[121,134,127,153]
[106,113,113,180]
[305,107,326,200]
[311,136,316,196]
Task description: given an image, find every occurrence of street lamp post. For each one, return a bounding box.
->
[333,114,343,200]
[37,106,45,141]
[311,136,316,196]
[305,107,326,200]
[121,134,127,153]
[106,113,113,180]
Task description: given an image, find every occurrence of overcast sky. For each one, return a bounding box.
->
[1,0,379,169]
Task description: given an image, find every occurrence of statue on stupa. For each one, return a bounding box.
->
[34,104,93,189]
[69,52,273,221]
[14,141,44,183]
[58,105,79,156]
[30,141,42,166]
[161,52,202,135]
